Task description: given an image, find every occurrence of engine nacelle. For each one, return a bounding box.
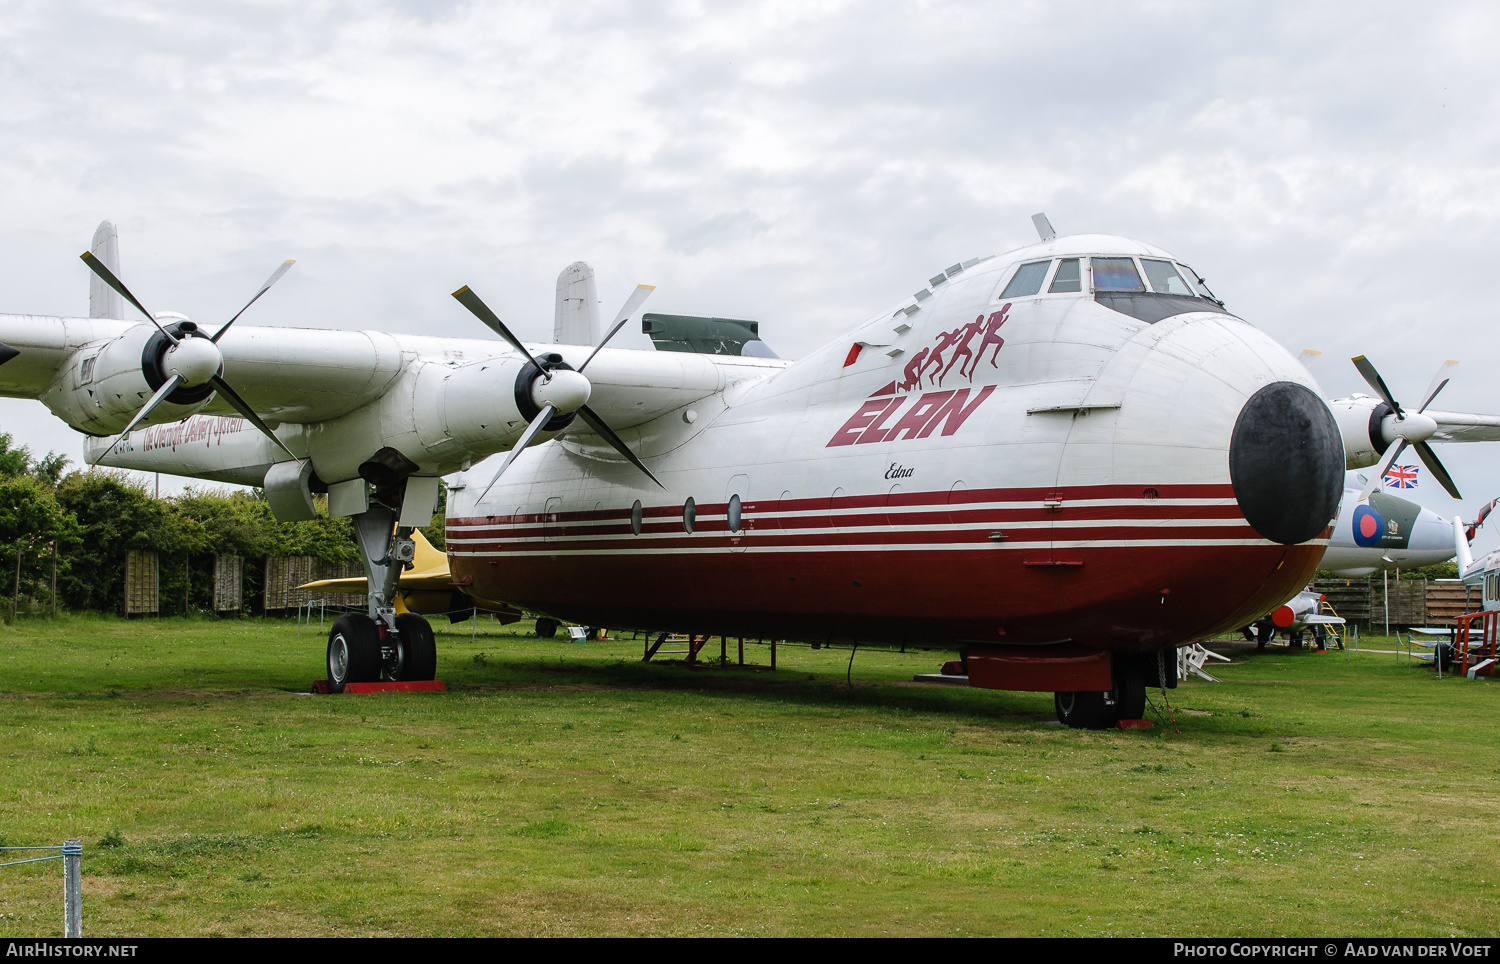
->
[39,320,218,435]
[305,355,538,484]
[1328,394,1392,469]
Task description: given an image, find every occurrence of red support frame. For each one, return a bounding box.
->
[1455,609,1500,677]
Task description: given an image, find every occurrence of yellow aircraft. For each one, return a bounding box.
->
[297,530,520,624]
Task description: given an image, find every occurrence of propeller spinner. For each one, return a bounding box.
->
[1353,356,1462,502]
[79,253,298,465]
[451,283,663,499]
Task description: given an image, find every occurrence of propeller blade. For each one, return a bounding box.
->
[79,251,178,345]
[207,374,297,460]
[452,286,540,368]
[1412,440,1462,500]
[1358,438,1407,502]
[579,284,655,373]
[576,405,663,489]
[211,260,296,343]
[91,374,183,466]
[1351,355,1404,418]
[1416,360,1459,413]
[476,404,556,502]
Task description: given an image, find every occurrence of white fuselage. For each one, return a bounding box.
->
[444,236,1340,650]
[1318,482,1456,577]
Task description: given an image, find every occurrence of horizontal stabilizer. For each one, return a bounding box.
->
[642,313,777,357]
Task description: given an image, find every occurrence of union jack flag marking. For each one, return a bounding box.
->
[1384,464,1419,488]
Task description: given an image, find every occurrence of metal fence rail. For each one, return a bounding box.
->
[1,839,81,936]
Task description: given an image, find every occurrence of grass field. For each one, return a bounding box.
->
[0,614,1496,937]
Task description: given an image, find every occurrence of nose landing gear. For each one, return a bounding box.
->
[1053,652,1158,729]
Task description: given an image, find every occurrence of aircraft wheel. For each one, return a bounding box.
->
[391,613,437,681]
[327,614,380,693]
[535,617,558,638]
[1054,690,1110,729]
[1112,661,1147,721]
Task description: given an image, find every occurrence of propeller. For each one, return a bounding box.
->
[80,254,298,465]
[1352,356,1461,502]
[451,283,663,499]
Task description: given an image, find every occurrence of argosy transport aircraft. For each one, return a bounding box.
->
[0,217,1422,727]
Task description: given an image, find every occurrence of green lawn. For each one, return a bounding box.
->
[0,614,1495,937]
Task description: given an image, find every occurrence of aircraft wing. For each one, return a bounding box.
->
[1428,410,1500,443]
[298,531,453,593]
[298,565,456,594]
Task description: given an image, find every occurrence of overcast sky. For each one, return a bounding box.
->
[3,1,1500,549]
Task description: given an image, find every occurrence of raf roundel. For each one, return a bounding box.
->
[1352,504,1385,548]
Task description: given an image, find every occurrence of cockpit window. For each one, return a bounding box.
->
[1141,259,1194,295]
[1091,257,1145,292]
[1048,258,1081,293]
[999,260,1049,298]
[1177,264,1224,305]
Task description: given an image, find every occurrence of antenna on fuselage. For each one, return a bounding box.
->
[1031,213,1057,242]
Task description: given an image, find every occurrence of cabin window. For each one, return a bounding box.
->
[727,494,742,532]
[683,497,696,533]
[999,261,1049,298]
[1048,258,1081,293]
[1091,257,1145,292]
[631,500,643,536]
[1142,259,1194,295]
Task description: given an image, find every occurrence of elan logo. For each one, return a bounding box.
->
[827,386,996,447]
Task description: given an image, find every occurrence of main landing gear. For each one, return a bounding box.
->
[322,471,443,693]
[326,612,437,692]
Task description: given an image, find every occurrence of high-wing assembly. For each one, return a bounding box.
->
[1,218,1438,727]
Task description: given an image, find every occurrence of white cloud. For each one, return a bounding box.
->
[1,0,1498,529]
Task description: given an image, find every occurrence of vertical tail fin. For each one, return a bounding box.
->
[553,261,600,345]
[88,221,126,319]
[1454,515,1476,574]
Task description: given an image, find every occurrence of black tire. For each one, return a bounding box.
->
[391,613,437,681]
[327,614,380,693]
[535,617,558,638]
[1055,690,1110,729]
[1112,660,1147,721]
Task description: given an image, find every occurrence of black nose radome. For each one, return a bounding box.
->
[1229,381,1343,545]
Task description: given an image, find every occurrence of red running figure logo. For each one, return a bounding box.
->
[827,305,1007,447]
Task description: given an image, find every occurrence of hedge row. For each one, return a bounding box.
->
[0,434,444,617]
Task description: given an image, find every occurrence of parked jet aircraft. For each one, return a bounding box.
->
[1319,479,1462,577]
[1,218,1423,727]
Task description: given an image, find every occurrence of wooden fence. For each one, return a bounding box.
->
[123,550,158,616]
[1312,577,1479,630]
[262,556,366,612]
[213,556,243,613]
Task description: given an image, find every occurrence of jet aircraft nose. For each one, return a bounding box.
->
[1229,381,1344,545]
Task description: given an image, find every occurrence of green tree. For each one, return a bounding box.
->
[54,472,180,612]
[0,476,68,619]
